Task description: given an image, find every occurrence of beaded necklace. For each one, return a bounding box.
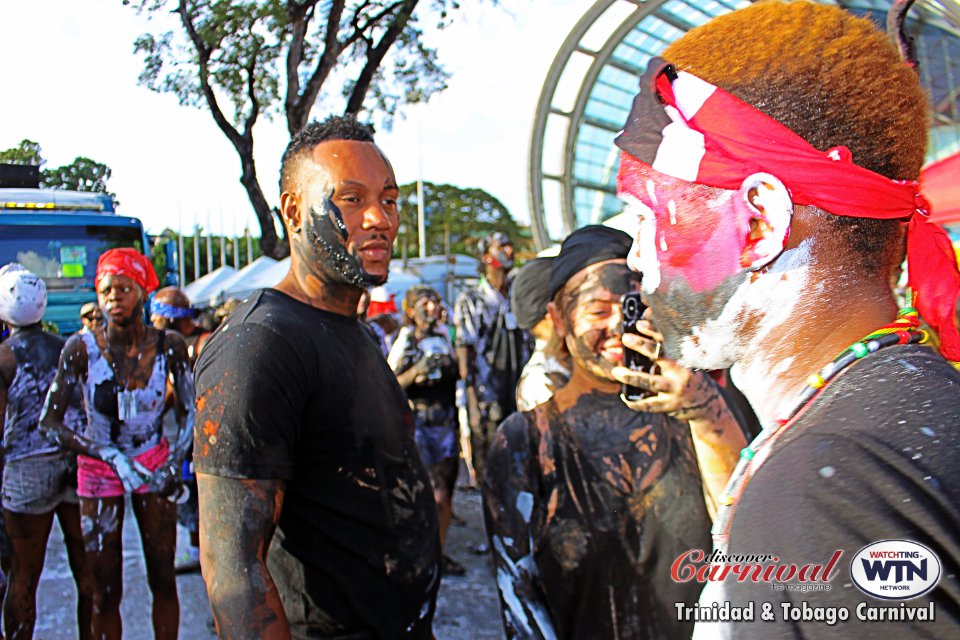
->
[711,306,928,551]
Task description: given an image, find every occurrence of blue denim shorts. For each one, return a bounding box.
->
[2,452,79,515]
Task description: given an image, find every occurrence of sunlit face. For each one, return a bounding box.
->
[616,153,754,363]
[558,260,639,382]
[292,140,400,288]
[97,274,144,328]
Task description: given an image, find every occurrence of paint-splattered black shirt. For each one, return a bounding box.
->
[483,390,711,639]
[696,345,960,639]
[194,289,440,639]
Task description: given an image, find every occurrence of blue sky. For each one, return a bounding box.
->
[0,0,589,236]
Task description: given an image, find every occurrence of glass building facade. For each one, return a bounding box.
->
[528,0,960,248]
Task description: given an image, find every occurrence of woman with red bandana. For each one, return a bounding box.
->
[40,248,195,640]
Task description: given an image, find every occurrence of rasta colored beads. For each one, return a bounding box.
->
[711,306,928,553]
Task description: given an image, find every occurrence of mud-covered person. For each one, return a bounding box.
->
[0,265,91,640]
[483,226,746,639]
[40,248,194,640]
[149,286,211,574]
[613,2,960,637]
[194,115,440,639]
[510,257,570,411]
[454,231,531,486]
[388,285,465,576]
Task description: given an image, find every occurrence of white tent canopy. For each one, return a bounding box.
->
[183,266,237,308]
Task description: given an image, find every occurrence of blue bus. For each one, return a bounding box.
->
[0,188,152,335]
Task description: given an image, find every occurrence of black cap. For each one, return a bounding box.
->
[510,257,554,330]
[548,225,633,300]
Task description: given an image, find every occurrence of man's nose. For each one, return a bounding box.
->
[362,202,395,230]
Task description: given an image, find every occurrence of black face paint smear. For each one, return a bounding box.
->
[302,198,386,288]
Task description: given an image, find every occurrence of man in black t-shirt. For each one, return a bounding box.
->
[194,115,440,639]
[611,2,960,638]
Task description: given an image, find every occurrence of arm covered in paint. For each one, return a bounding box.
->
[613,330,746,517]
[39,334,150,492]
[482,413,558,640]
[147,332,194,496]
[198,473,291,640]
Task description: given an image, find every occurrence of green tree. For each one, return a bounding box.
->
[0,139,44,166]
[0,140,117,202]
[42,157,118,203]
[396,181,532,258]
[151,228,262,286]
[127,0,461,260]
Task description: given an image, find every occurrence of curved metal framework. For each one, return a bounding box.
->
[528,0,960,249]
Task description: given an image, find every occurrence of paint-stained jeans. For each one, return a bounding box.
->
[2,452,79,515]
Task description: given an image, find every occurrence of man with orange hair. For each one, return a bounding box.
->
[612,1,960,637]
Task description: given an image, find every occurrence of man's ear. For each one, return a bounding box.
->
[737,173,793,271]
[547,300,566,339]
[279,192,302,234]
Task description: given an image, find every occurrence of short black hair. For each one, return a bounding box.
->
[279,114,375,193]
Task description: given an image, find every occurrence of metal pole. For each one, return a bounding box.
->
[246,226,253,264]
[206,212,213,273]
[219,207,227,269]
[177,207,185,286]
[193,224,200,281]
[233,234,240,269]
[417,177,426,258]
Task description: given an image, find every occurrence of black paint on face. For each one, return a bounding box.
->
[645,270,747,367]
[561,262,639,383]
[299,197,386,289]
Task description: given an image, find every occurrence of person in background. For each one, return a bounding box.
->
[484,226,743,639]
[78,302,103,334]
[389,285,466,576]
[149,286,211,574]
[358,288,391,357]
[454,232,531,487]
[0,264,91,640]
[613,2,960,636]
[40,249,195,640]
[510,257,570,411]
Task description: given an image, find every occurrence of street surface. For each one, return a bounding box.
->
[36,485,502,639]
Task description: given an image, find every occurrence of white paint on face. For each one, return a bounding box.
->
[668,199,677,225]
[645,179,659,207]
[620,194,661,294]
[677,240,817,415]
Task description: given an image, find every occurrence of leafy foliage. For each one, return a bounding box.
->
[126,0,466,258]
[395,181,532,257]
[0,139,44,167]
[0,140,117,202]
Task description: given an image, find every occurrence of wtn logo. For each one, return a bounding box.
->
[861,558,927,583]
[851,540,941,600]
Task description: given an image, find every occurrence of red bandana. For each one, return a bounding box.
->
[96,248,160,294]
[615,58,960,361]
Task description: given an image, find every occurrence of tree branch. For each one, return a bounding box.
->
[286,0,349,134]
[178,0,244,151]
[345,0,419,114]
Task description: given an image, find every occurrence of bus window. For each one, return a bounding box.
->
[0,225,144,291]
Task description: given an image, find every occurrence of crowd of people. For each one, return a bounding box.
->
[1,2,960,639]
